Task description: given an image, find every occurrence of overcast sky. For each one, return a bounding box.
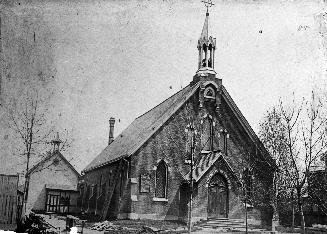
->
[1,0,326,174]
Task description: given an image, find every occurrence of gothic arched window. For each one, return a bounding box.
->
[202,44,207,67]
[208,44,213,68]
[201,115,214,152]
[155,161,167,198]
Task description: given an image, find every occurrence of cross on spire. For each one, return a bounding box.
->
[201,0,215,14]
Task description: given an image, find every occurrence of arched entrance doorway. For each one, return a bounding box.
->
[208,173,228,219]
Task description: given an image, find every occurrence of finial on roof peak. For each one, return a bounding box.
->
[202,0,214,15]
[51,132,62,152]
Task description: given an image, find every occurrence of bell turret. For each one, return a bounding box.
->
[195,7,217,77]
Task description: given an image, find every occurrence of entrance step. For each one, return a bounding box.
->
[197,218,246,230]
[195,218,274,233]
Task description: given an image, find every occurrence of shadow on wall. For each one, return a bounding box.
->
[164,186,181,221]
[32,186,47,213]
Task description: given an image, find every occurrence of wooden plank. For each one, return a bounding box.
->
[4,195,8,224]
[0,194,3,223]
[0,174,18,224]
[9,196,13,224]
[101,159,125,220]
[0,175,4,224]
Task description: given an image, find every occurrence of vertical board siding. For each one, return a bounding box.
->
[0,174,18,224]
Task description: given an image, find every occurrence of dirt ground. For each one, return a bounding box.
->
[16,214,303,234]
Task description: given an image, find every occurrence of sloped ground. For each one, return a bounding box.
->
[33,214,302,233]
[86,219,188,233]
[0,224,16,231]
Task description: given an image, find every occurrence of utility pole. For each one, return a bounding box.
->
[186,123,195,234]
[242,168,248,234]
[292,189,295,234]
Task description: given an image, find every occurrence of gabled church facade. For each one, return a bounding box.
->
[79,10,275,226]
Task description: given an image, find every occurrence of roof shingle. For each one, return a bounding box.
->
[83,84,200,172]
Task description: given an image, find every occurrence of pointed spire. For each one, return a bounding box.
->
[200,11,209,41]
[195,9,216,77]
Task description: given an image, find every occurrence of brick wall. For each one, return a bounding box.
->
[82,86,273,225]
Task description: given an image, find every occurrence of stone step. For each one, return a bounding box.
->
[201,222,245,226]
[201,224,246,229]
[208,218,244,221]
[198,218,246,230]
[202,219,244,224]
[207,219,244,224]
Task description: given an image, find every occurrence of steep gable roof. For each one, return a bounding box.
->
[26,151,80,178]
[83,83,200,172]
[221,86,275,168]
[83,81,274,173]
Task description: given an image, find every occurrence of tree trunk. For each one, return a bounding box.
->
[297,189,305,234]
[271,171,279,232]
[299,205,305,234]
[22,148,32,217]
[271,205,279,232]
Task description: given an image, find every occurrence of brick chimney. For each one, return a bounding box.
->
[108,117,115,145]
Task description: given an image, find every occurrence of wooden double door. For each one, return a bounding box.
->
[46,190,71,214]
[208,174,228,219]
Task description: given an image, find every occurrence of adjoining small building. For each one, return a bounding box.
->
[25,133,80,215]
[305,153,327,226]
[79,10,275,226]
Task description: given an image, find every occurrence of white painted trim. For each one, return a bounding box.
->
[184,160,191,164]
[130,178,138,184]
[152,197,168,202]
[244,203,254,208]
[204,86,216,99]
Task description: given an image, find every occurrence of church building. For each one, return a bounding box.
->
[79,9,275,226]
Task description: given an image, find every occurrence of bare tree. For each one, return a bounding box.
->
[261,91,327,233]
[4,87,73,216]
[5,88,52,215]
[259,106,292,231]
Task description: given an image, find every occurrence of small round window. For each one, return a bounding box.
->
[53,158,59,166]
[204,86,215,99]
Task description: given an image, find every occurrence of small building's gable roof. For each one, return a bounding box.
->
[26,151,80,178]
[83,81,274,173]
[45,183,78,192]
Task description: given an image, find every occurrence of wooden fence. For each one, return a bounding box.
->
[0,174,18,225]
